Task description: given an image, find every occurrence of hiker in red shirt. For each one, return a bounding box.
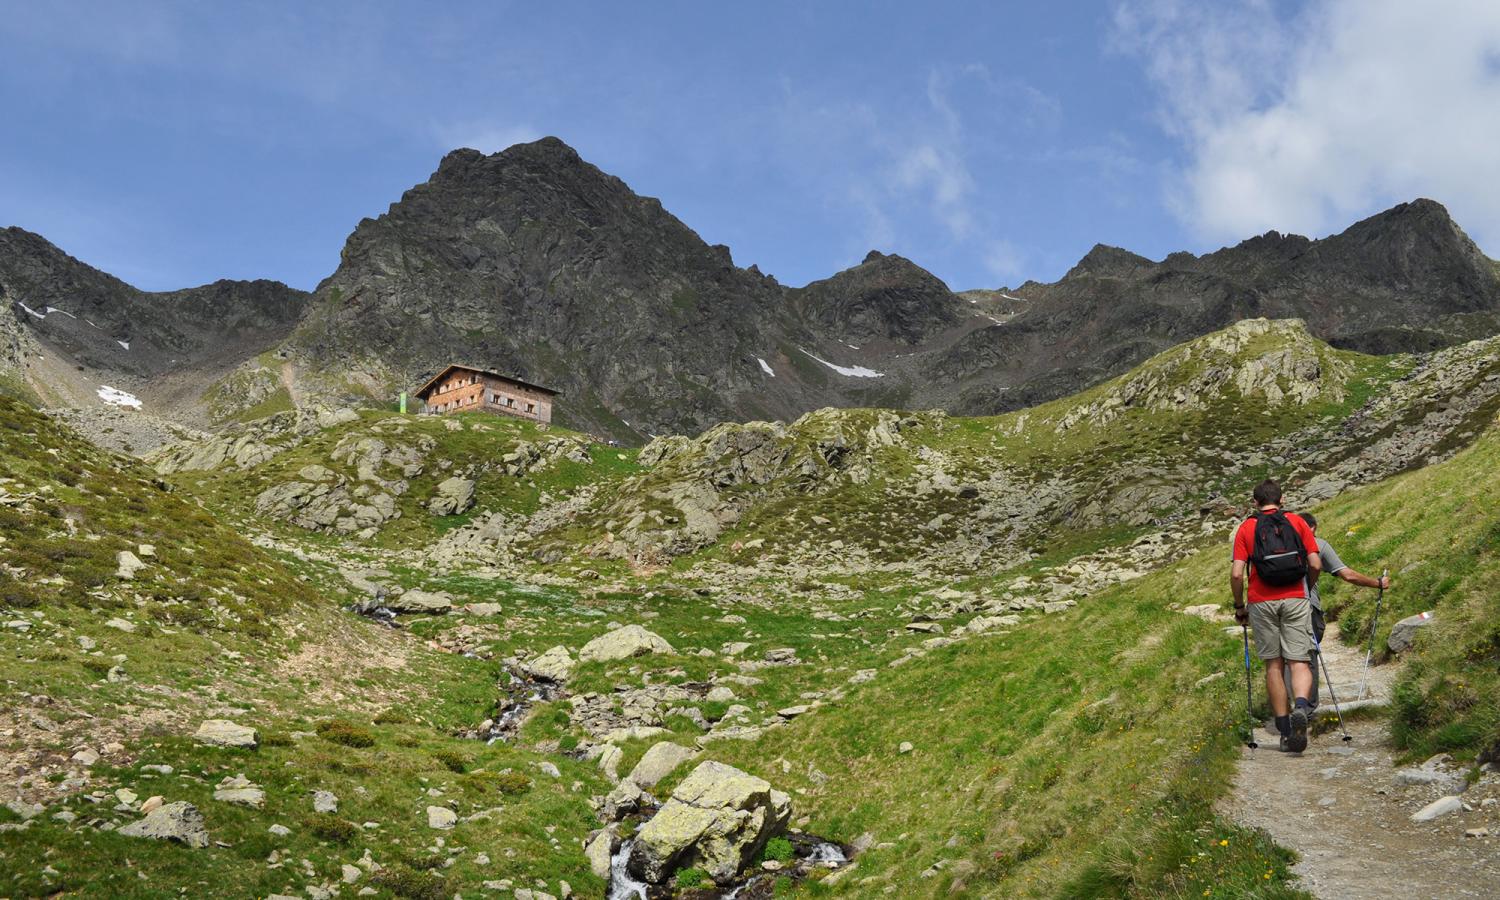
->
[1231,479,1322,752]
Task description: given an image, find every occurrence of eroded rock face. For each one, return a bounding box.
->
[628,760,792,884]
[578,625,674,663]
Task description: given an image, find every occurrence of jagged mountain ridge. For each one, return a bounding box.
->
[5,138,1500,438]
[279,140,1500,438]
[0,226,308,412]
[933,198,1500,413]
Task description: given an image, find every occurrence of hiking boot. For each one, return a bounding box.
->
[1287,707,1309,753]
[1279,735,1292,753]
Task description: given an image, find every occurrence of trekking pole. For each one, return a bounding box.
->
[1312,633,1352,743]
[1356,568,1389,700]
[1241,625,1258,749]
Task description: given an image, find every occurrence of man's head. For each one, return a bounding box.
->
[1252,479,1283,508]
[1302,512,1318,532]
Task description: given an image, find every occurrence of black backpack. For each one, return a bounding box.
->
[1250,510,1309,586]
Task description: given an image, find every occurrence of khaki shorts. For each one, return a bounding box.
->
[1249,597,1313,662]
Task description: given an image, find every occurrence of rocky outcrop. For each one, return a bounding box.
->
[627,760,792,884]
[254,479,399,536]
[1053,319,1348,432]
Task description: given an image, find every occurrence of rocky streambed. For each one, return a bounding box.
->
[599,761,851,898]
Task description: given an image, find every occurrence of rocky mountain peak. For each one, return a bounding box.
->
[1063,243,1155,280]
[790,251,961,345]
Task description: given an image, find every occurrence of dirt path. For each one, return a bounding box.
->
[1222,636,1500,899]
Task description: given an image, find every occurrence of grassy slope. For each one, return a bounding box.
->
[0,396,314,624]
[0,400,615,898]
[1312,424,1500,763]
[688,414,1500,897]
[4,321,1495,898]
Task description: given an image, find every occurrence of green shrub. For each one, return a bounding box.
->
[676,867,707,888]
[495,772,531,795]
[762,836,794,863]
[373,864,448,900]
[316,720,376,748]
[433,748,469,773]
[303,813,356,843]
[374,708,408,724]
[460,771,532,796]
[558,733,579,752]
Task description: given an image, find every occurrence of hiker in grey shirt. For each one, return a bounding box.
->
[1299,513,1391,707]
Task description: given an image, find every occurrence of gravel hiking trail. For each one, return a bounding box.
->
[1222,635,1500,899]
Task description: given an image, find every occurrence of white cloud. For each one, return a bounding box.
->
[771,64,1048,278]
[892,142,975,239]
[982,239,1024,283]
[433,122,541,155]
[1113,0,1500,249]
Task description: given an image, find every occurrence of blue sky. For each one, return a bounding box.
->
[3,1,1499,293]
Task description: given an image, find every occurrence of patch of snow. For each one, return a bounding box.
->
[116,340,130,350]
[757,357,775,377]
[999,292,1026,302]
[17,302,46,320]
[45,307,77,318]
[800,348,884,378]
[97,386,142,410]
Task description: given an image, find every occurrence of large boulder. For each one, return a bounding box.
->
[522,645,575,683]
[578,625,674,663]
[628,742,698,789]
[118,801,210,848]
[1388,611,1434,653]
[193,720,259,749]
[116,550,146,580]
[385,589,454,614]
[627,760,791,885]
[428,477,476,516]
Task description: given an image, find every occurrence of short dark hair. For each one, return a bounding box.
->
[1301,512,1318,530]
[1253,479,1282,507]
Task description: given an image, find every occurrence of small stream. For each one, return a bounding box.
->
[608,839,651,900]
[607,835,850,899]
[456,668,566,743]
